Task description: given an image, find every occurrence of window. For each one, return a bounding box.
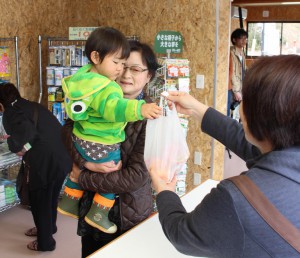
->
[247,22,300,57]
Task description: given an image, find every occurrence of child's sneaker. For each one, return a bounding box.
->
[84,201,117,234]
[57,187,83,219]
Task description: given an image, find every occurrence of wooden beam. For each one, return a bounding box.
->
[232,0,300,5]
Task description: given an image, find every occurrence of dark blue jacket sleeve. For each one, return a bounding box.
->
[201,108,261,161]
[156,184,244,258]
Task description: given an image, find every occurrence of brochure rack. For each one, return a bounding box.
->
[147,58,190,210]
[38,35,87,124]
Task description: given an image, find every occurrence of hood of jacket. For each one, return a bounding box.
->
[248,146,300,184]
[62,64,113,100]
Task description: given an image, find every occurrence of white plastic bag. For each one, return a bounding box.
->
[144,104,189,182]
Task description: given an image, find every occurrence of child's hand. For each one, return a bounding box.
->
[141,103,162,119]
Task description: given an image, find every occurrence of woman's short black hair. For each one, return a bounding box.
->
[85,26,130,63]
[0,82,21,108]
[128,40,159,81]
[231,28,248,45]
[242,55,300,149]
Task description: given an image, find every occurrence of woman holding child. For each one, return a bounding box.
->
[62,38,160,257]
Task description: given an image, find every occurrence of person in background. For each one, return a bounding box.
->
[62,40,160,257]
[228,28,248,117]
[150,55,300,257]
[0,82,72,252]
[58,27,161,234]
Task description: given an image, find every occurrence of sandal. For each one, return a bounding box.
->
[25,227,37,237]
[27,240,39,251]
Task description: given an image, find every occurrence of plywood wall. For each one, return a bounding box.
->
[0,0,231,191]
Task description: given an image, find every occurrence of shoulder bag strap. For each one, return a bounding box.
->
[32,102,39,128]
[228,175,300,253]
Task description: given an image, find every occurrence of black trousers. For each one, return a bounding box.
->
[29,174,65,251]
[81,231,122,258]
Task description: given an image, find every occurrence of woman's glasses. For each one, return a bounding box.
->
[123,65,148,75]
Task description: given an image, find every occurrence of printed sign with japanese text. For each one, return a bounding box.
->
[154,31,183,54]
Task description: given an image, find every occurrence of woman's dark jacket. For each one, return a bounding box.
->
[3,98,71,190]
[62,94,153,239]
[157,108,300,258]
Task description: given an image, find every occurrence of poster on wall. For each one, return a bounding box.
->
[0,46,11,79]
[154,31,183,54]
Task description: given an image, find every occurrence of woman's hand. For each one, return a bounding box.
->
[16,151,26,156]
[16,146,27,156]
[84,160,122,173]
[0,134,10,141]
[233,91,242,102]
[149,169,177,194]
[69,163,81,183]
[69,161,122,183]
[163,91,209,123]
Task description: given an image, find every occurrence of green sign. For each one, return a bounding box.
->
[154,31,183,54]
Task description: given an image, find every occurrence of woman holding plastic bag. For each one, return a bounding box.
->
[150,55,300,257]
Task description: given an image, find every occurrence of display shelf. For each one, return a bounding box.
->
[0,142,21,170]
[0,200,20,213]
[38,36,87,124]
[0,142,21,213]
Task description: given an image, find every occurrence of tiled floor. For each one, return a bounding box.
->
[0,204,81,258]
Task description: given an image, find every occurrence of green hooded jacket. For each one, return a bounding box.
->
[62,64,145,144]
